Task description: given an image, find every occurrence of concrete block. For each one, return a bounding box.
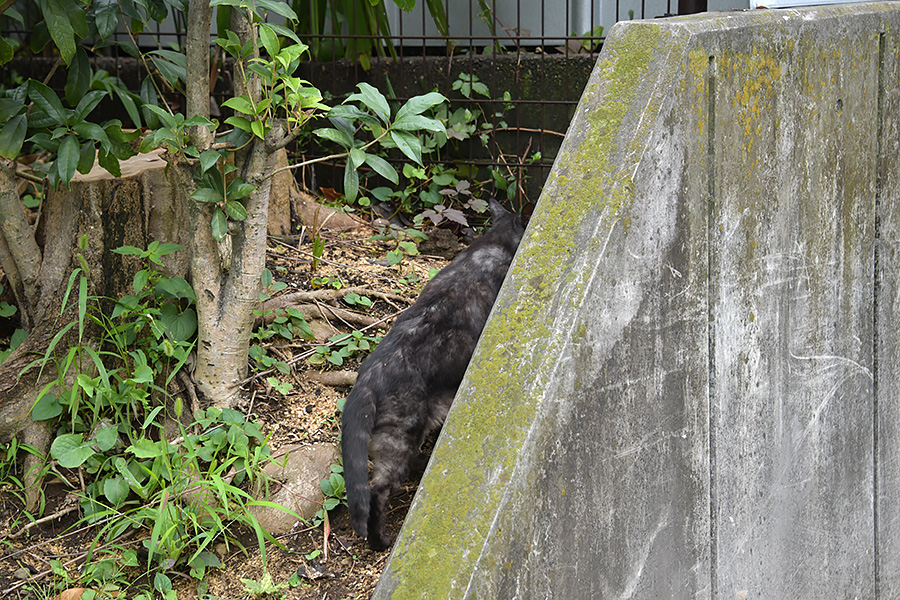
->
[373,3,900,598]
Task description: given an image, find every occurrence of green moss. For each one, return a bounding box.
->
[377,21,670,599]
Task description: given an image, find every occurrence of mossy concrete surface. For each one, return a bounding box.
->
[373,3,900,598]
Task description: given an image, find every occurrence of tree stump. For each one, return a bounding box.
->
[0,150,191,510]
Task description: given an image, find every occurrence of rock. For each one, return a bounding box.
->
[249,443,340,535]
[419,227,462,260]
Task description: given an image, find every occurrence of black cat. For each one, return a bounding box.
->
[341,199,527,551]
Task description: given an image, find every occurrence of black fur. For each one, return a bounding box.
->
[341,199,527,551]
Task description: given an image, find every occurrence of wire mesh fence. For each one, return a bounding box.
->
[0,0,724,208]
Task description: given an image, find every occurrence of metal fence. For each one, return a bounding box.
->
[1,0,743,207]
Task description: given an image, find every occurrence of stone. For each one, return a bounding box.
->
[249,443,340,535]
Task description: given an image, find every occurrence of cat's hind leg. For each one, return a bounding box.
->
[367,427,419,551]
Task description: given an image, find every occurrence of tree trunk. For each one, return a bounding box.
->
[0,151,191,510]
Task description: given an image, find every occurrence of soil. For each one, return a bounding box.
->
[0,226,455,600]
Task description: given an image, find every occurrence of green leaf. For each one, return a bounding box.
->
[95,425,119,451]
[155,276,195,300]
[346,82,390,125]
[103,476,131,505]
[349,147,366,169]
[258,23,279,58]
[390,130,422,165]
[391,0,414,9]
[343,160,359,203]
[65,47,91,106]
[130,363,153,384]
[224,200,248,221]
[31,393,62,421]
[160,305,197,341]
[222,96,255,116]
[0,115,27,159]
[128,438,165,459]
[199,150,221,173]
[225,115,252,133]
[0,38,12,66]
[56,135,80,184]
[28,80,67,124]
[191,187,223,203]
[92,0,118,39]
[97,148,121,178]
[250,119,266,139]
[392,114,446,134]
[146,0,167,21]
[225,179,255,200]
[139,77,159,129]
[396,92,446,121]
[39,0,77,64]
[76,141,95,174]
[255,0,297,20]
[73,90,107,123]
[364,153,398,184]
[211,208,227,241]
[51,433,95,468]
[148,50,187,88]
[313,127,352,148]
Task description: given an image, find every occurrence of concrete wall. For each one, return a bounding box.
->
[373,3,900,598]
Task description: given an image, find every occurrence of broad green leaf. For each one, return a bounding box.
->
[148,50,187,87]
[396,91,446,121]
[114,456,147,498]
[258,23,279,58]
[95,425,119,451]
[128,437,165,459]
[140,76,160,129]
[0,115,27,159]
[28,80,67,124]
[391,0,414,9]
[31,393,62,421]
[349,147,366,169]
[142,103,177,129]
[191,187,223,203]
[313,127,352,148]
[130,363,153,384]
[255,0,297,20]
[390,130,422,165]
[103,476,131,505]
[225,115,252,133]
[211,208,227,241]
[155,276,195,300]
[97,148,121,177]
[222,96,255,116]
[199,150,221,173]
[225,179,255,200]
[223,200,248,221]
[146,0,167,21]
[73,121,110,146]
[39,0,76,64]
[392,114,446,134]
[50,433,95,468]
[56,135,80,184]
[65,47,91,106]
[364,153,398,184]
[76,141,95,174]
[343,160,359,203]
[250,119,266,139]
[0,38,12,66]
[73,90,107,123]
[346,82,389,125]
[160,304,197,342]
[92,0,118,39]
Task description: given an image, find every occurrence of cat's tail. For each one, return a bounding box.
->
[341,383,376,538]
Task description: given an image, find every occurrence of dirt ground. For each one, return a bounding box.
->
[0,224,456,600]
